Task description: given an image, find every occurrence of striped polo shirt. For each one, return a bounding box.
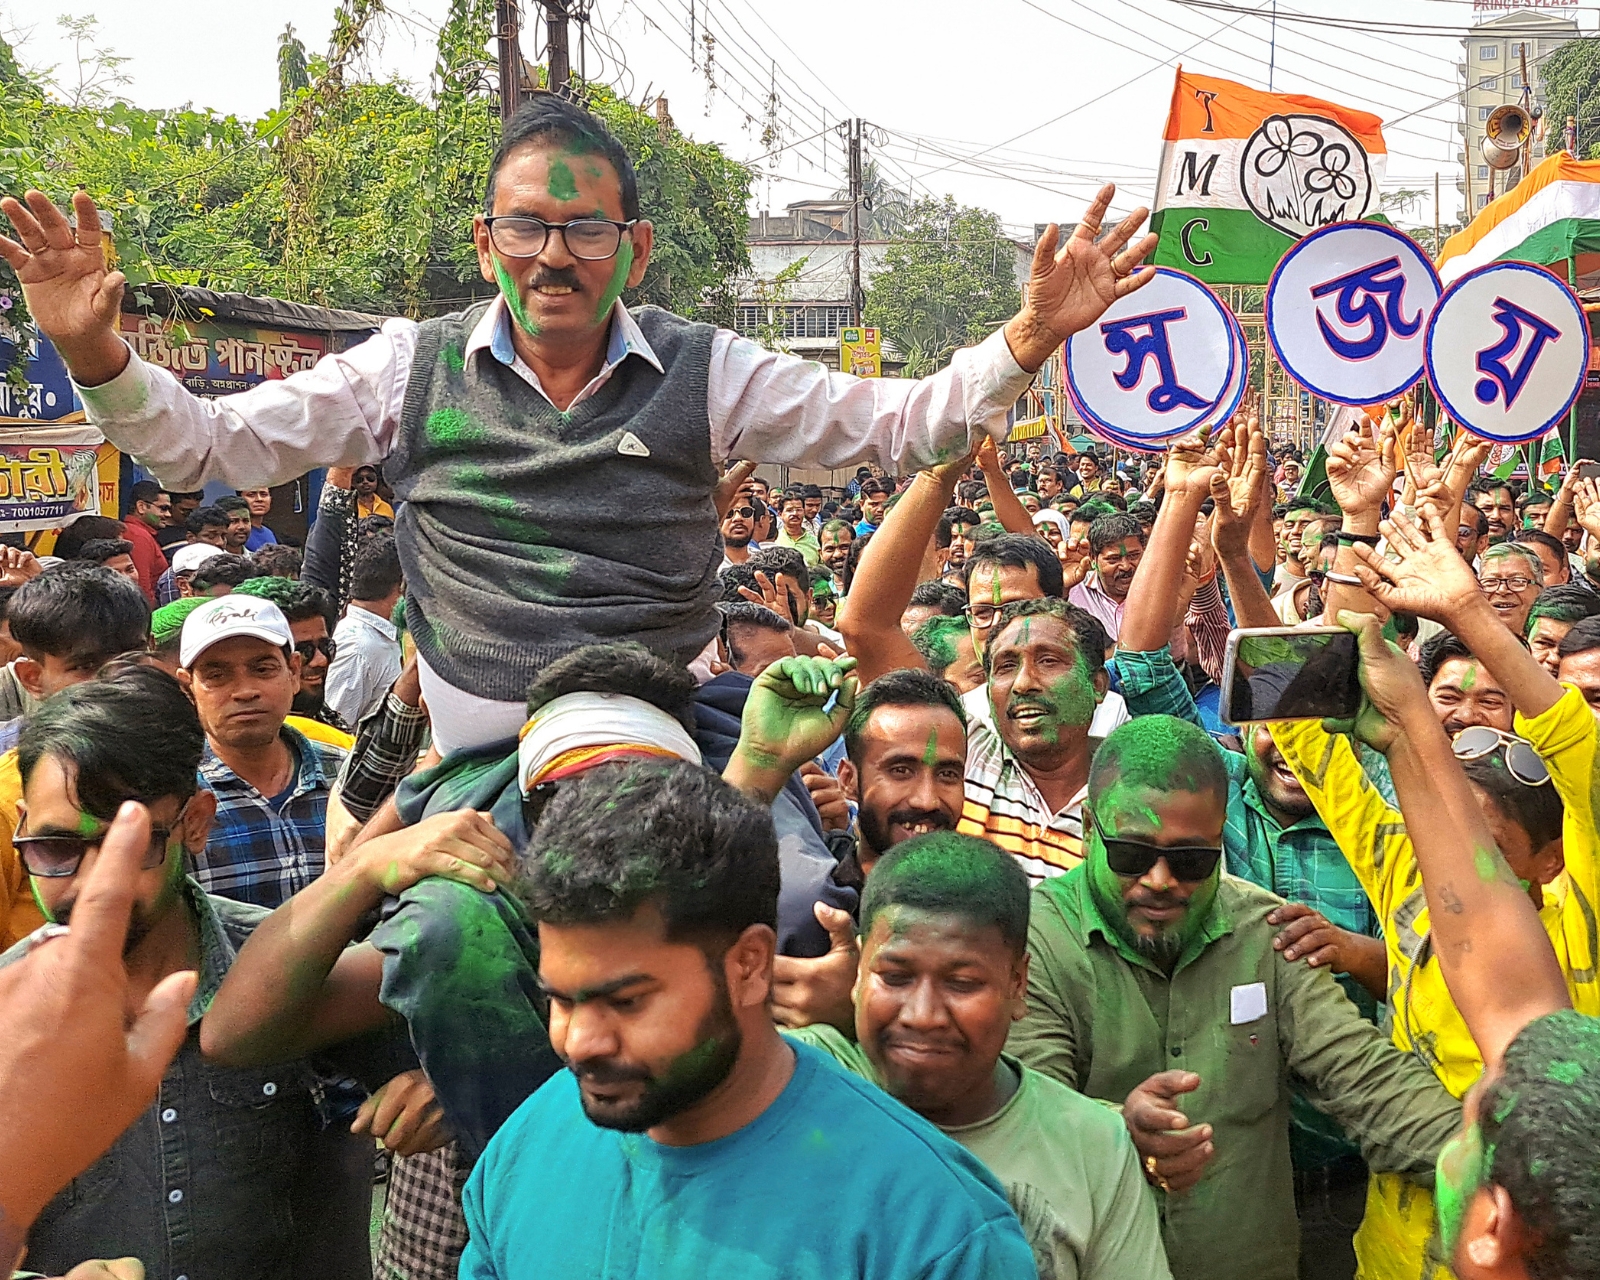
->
[957,718,1086,885]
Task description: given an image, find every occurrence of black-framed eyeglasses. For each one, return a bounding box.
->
[484,215,638,261]
[16,799,190,879]
[1452,726,1551,787]
[294,636,336,663]
[1087,811,1223,881]
[963,603,1004,631]
[1478,576,1537,595]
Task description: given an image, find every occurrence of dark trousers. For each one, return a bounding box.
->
[1294,1155,1368,1280]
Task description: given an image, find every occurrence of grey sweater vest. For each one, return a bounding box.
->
[389,302,722,702]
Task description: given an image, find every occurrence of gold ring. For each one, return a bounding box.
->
[1144,1155,1171,1193]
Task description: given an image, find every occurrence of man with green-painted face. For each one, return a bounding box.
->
[2,101,1160,761]
[1011,715,1463,1280]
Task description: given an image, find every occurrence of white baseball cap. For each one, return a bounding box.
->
[171,542,225,575]
[180,595,294,669]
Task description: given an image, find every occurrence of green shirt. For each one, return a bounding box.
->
[787,1025,1172,1280]
[1010,867,1461,1280]
[776,526,823,567]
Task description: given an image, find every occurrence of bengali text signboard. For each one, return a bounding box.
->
[118,314,328,398]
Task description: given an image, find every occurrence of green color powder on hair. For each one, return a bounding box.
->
[547,158,580,202]
[76,811,100,836]
[1547,1059,1586,1084]
[594,238,634,323]
[493,257,540,336]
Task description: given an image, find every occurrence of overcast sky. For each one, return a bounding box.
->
[2,0,1588,238]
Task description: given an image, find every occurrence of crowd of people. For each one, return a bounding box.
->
[0,93,1596,1280]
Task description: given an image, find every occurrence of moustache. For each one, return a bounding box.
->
[1127,890,1188,913]
[530,266,583,293]
[1005,697,1057,718]
[570,1059,653,1087]
[886,808,955,832]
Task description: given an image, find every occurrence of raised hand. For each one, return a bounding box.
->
[1400,417,1444,504]
[1326,413,1397,517]
[1573,476,1600,543]
[1209,413,1268,558]
[715,460,760,520]
[1057,532,1092,591]
[772,902,860,1034]
[1164,421,1231,500]
[729,655,859,802]
[1431,433,1493,512]
[0,544,43,587]
[0,190,128,385]
[1324,609,1434,754]
[1004,185,1158,370]
[1348,505,1479,625]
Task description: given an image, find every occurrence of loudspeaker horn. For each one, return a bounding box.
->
[1482,104,1532,171]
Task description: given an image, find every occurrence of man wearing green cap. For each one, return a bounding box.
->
[1009,715,1464,1280]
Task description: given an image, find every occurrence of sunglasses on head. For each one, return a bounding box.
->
[1088,811,1223,881]
[1451,725,1550,787]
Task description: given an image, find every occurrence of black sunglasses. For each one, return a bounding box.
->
[16,800,189,879]
[1088,811,1223,881]
[726,506,756,520]
[294,636,336,662]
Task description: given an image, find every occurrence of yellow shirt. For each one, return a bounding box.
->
[0,748,45,950]
[286,715,355,751]
[1272,690,1600,1280]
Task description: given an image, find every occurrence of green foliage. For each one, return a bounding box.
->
[0,9,752,339]
[864,196,1020,376]
[1541,38,1600,158]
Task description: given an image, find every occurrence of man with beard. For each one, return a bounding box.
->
[215,495,254,554]
[1012,716,1463,1280]
[1117,442,1390,1279]
[818,519,853,595]
[462,758,1035,1280]
[720,496,758,568]
[1066,513,1143,643]
[235,577,354,741]
[1472,481,1517,544]
[1,666,379,1279]
[937,506,981,575]
[787,833,1172,1280]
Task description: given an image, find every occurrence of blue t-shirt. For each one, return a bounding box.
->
[461,1040,1035,1280]
[245,524,278,551]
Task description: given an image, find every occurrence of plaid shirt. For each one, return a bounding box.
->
[337,690,430,823]
[195,723,346,909]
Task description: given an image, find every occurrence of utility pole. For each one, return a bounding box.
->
[546,1,571,98]
[495,0,522,123]
[1434,172,1441,255]
[849,117,863,325]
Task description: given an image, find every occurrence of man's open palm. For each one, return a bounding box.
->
[0,189,125,350]
[1027,185,1158,344]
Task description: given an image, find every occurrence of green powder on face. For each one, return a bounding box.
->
[426,407,488,450]
[1434,1122,1487,1263]
[1460,663,1478,692]
[923,727,940,767]
[547,158,580,202]
[594,238,634,323]
[77,811,100,836]
[493,257,540,336]
[992,572,1003,606]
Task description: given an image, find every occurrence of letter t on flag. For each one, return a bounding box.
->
[1150,67,1389,285]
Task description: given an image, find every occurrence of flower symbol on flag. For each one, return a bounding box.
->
[1251,115,1322,177]
[1305,144,1358,200]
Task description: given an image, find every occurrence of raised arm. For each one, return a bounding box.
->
[1319,412,1394,623]
[1,191,397,489]
[837,449,974,682]
[201,811,515,1066]
[975,438,1037,535]
[1336,611,1570,1071]
[1210,416,1279,630]
[714,185,1158,470]
[1118,425,1240,652]
[1350,505,1565,721]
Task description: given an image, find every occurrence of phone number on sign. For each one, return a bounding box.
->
[0,503,75,520]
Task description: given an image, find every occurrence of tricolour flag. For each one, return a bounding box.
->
[1437,151,1600,285]
[1537,428,1566,482]
[1151,68,1389,285]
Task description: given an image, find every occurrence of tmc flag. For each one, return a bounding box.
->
[1151,68,1389,285]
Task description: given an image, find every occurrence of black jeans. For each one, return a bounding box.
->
[1295,1154,1369,1280]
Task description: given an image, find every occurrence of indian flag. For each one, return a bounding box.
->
[1437,152,1600,285]
[1151,68,1389,285]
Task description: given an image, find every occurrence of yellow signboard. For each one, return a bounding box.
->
[840,327,881,378]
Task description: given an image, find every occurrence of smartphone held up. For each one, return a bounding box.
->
[1219,626,1362,726]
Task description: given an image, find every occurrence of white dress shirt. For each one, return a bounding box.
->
[326,604,402,729]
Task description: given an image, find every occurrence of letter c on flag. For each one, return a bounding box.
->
[1180,218,1213,268]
